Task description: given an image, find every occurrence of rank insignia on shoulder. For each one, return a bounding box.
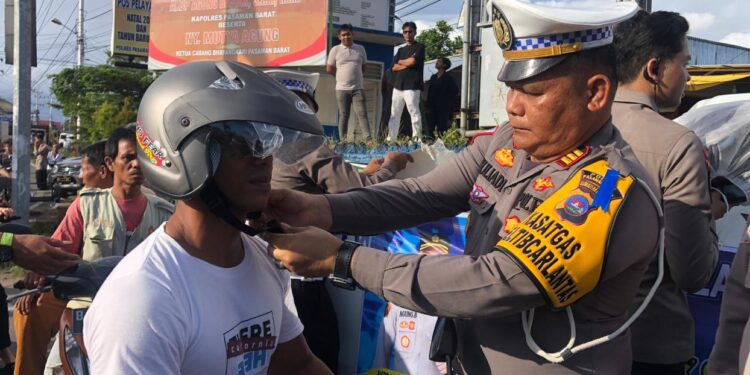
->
[470,184,489,203]
[556,146,590,169]
[503,216,521,234]
[533,176,555,192]
[494,148,515,167]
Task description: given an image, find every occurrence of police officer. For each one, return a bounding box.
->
[709,218,750,374]
[265,69,412,373]
[611,11,719,374]
[263,0,660,373]
[265,69,413,195]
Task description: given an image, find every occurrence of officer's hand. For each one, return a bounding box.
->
[362,157,384,175]
[12,235,79,275]
[265,189,332,230]
[262,223,342,277]
[710,188,729,220]
[382,152,414,172]
[14,294,40,316]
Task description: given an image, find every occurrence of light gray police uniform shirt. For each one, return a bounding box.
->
[613,89,719,364]
[325,122,660,374]
[708,220,750,375]
[271,143,396,194]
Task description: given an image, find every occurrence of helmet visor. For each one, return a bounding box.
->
[209,121,324,164]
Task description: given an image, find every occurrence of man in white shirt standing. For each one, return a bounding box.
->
[327,23,371,142]
[47,143,64,170]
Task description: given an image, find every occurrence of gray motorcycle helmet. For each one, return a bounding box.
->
[136,61,324,199]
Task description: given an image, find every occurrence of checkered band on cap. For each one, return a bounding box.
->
[512,26,612,52]
[279,78,315,97]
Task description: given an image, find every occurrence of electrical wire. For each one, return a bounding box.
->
[399,0,447,18]
[32,29,76,90]
[396,0,425,13]
[85,9,111,22]
[37,5,77,63]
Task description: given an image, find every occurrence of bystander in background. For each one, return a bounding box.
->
[425,57,458,141]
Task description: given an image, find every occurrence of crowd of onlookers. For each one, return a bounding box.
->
[328,23,458,144]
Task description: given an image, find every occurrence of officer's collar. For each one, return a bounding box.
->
[508,120,615,184]
[552,120,615,170]
[614,88,658,113]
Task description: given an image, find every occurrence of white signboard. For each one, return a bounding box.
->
[479,28,510,128]
[331,0,391,32]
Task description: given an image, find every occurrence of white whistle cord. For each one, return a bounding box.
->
[521,178,665,363]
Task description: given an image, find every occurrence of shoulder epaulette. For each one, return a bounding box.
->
[469,126,500,145]
[556,146,590,169]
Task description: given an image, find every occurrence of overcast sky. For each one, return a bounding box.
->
[1,0,749,121]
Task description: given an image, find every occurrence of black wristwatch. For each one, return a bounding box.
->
[330,240,359,290]
[0,232,14,263]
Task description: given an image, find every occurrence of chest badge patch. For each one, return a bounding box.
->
[555,169,623,225]
[503,216,521,234]
[557,195,591,225]
[494,148,514,168]
[533,176,555,192]
[470,184,489,203]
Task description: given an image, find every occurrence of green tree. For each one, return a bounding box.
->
[50,65,153,143]
[415,20,463,60]
[89,97,137,142]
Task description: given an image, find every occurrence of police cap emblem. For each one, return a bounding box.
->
[492,5,514,50]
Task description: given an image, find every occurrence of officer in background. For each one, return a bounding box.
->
[709,215,750,374]
[612,11,719,374]
[265,69,412,373]
[262,0,662,373]
[266,70,413,195]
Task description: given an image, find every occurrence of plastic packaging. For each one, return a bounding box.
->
[675,93,750,204]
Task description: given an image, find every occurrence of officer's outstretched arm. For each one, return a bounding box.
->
[351,161,660,319]
[327,134,493,236]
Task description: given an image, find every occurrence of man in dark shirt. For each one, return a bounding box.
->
[387,21,426,143]
[426,57,459,140]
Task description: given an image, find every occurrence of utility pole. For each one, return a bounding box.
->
[618,0,651,12]
[12,0,31,224]
[638,0,652,12]
[75,0,84,140]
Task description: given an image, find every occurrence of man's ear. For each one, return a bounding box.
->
[98,164,108,178]
[104,157,115,173]
[586,73,611,112]
[643,57,661,83]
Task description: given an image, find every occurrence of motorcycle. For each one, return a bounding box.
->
[10,256,123,375]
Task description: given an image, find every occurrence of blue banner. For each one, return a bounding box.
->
[686,246,736,374]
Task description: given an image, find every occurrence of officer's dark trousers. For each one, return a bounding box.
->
[291,279,339,374]
[631,361,687,375]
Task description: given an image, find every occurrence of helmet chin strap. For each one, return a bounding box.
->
[199,180,267,236]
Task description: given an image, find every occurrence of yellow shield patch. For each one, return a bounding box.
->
[495,160,634,309]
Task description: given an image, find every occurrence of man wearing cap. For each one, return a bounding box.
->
[611,11,719,374]
[265,69,413,372]
[262,1,662,373]
[327,24,372,142]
